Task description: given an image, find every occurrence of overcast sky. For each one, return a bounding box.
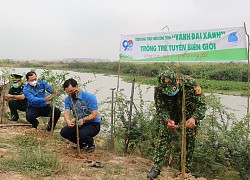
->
[0,0,249,61]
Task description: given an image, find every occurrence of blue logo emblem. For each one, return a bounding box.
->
[228,32,241,46]
[228,32,238,42]
[122,40,133,51]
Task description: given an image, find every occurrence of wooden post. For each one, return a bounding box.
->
[51,102,55,133]
[124,79,135,154]
[0,78,7,124]
[0,87,3,124]
[244,22,250,142]
[114,60,121,136]
[50,86,56,133]
[0,124,32,127]
[108,88,115,151]
[181,77,187,180]
[111,88,115,140]
[70,98,81,157]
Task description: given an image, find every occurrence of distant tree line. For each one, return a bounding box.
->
[1,59,248,82]
[67,61,248,82]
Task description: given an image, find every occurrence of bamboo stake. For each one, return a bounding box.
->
[51,101,55,133]
[0,78,6,124]
[108,88,115,151]
[244,22,250,143]
[0,89,3,124]
[180,77,186,180]
[124,79,135,154]
[70,98,81,157]
[114,60,121,136]
[0,124,32,127]
[51,87,58,133]
[115,38,124,137]
[110,88,115,140]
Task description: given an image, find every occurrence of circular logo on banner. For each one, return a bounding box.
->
[122,40,133,51]
[228,32,241,46]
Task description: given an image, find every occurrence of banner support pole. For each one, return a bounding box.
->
[243,22,250,142]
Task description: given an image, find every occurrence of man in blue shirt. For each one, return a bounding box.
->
[60,78,101,153]
[23,71,61,131]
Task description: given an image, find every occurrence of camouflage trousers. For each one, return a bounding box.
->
[152,123,196,170]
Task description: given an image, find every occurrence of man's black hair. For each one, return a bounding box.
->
[63,78,78,90]
[26,71,36,80]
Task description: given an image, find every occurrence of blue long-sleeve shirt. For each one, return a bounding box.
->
[23,80,53,108]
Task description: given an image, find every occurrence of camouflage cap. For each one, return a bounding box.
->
[11,74,23,82]
[158,70,178,95]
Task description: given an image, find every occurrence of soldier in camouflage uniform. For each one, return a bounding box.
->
[147,70,206,179]
[4,74,27,121]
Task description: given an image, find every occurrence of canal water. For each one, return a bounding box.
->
[4,68,249,121]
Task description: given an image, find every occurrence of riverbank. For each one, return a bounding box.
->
[7,67,248,120]
[0,66,248,179]
[0,60,249,96]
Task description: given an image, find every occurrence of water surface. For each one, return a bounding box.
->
[6,68,249,121]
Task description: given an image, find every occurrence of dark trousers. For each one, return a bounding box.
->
[60,122,100,146]
[8,100,27,118]
[26,105,61,130]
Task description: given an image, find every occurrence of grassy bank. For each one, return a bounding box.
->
[1,60,249,96]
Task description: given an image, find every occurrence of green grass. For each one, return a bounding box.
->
[122,75,249,96]
[53,132,66,142]
[0,152,59,176]
[0,135,61,177]
[104,164,124,175]
[0,143,11,149]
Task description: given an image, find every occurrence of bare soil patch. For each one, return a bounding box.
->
[0,120,206,180]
